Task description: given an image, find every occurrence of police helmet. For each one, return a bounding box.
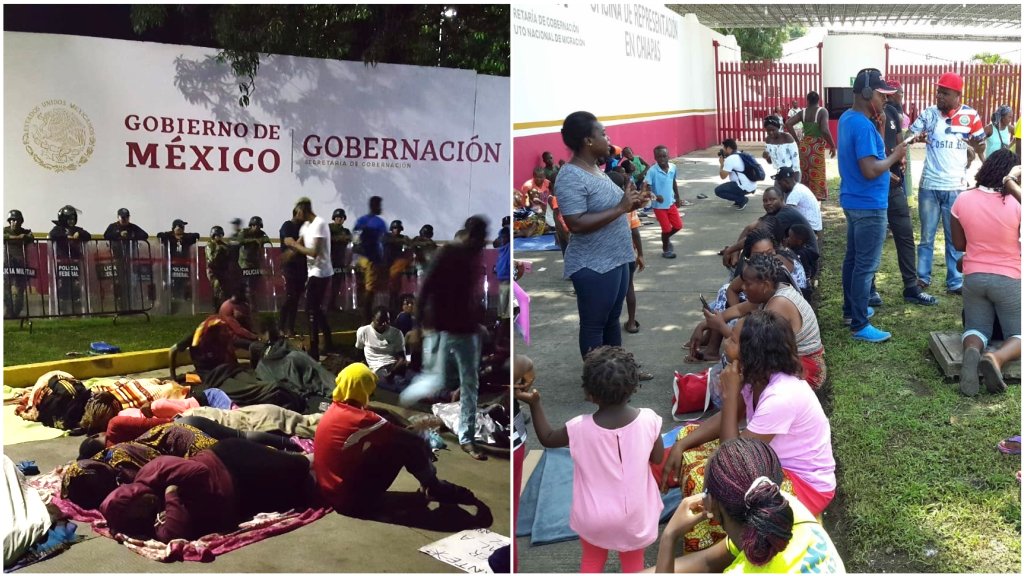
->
[210,225,225,238]
[7,209,24,224]
[390,219,404,232]
[419,224,434,238]
[117,208,130,219]
[56,205,79,227]
[249,216,263,228]
[332,208,347,220]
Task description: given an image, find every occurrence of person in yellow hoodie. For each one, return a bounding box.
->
[312,362,474,516]
[656,438,845,573]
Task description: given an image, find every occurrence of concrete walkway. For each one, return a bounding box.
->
[4,366,510,573]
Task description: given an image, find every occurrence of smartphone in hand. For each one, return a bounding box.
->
[699,293,712,311]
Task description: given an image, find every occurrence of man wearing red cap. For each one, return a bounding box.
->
[907,72,986,295]
[836,68,907,343]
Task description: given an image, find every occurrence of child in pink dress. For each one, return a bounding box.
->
[515,346,664,572]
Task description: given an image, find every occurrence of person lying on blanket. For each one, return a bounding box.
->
[313,362,475,516]
[102,405,322,445]
[99,437,314,542]
[64,418,302,509]
[659,310,836,554]
[78,378,192,435]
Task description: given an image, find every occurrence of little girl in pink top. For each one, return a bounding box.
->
[515,346,664,572]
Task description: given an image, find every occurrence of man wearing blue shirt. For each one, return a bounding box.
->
[354,196,389,321]
[837,68,907,343]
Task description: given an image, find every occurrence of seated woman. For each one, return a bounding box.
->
[950,151,1021,396]
[702,254,826,390]
[685,227,776,362]
[661,310,836,553]
[79,378,192,435]
[99,437,313,542]
[313,362,473,516]
[656,438,845,573]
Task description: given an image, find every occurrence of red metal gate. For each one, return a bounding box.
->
[886,63,1021,128]
[714,42,822,143]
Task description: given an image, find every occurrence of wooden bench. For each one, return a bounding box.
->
[928,331,1021,380]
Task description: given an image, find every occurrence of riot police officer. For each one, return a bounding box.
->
[327,208,352,311]
[4,210,35,319]
[47,205,91,314]
[206,225,231,311]
[238,216,271,311]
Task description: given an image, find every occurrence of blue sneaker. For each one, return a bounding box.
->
[852,324,892,343]
[842,306,875,326]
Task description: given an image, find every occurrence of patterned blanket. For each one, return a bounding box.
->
[29,467,330,562]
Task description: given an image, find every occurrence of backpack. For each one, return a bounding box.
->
[733,151,766,182]
[35,375,90,431]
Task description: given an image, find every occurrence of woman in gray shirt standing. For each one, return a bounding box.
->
[554,111,644,358]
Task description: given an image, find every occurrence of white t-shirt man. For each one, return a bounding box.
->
[299,215,332,278]
[784,182,823,231]
[355,324,406,372]
[724,153,757,193]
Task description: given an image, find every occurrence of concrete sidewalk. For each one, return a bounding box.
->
[512,145,824,572]
[3,366,510,573]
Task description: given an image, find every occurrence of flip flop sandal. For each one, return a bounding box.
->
[638,370,654,381]
[979,354,1007,393]
[997,436,1021,455]
[696,193,709,199]
[624,321,640,334]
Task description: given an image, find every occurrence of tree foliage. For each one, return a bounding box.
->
[130,5,509,107]
[715,26,806,61]
[971,52,1011,64]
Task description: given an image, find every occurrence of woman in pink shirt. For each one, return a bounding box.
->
[950,149,1021,395]
[660,310,836,552]
[515,346,663,572]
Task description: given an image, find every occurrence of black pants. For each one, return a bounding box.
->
[305,275,332,359]
[209,438,312,517]
[176,415,294,450]
[280,268,306,334]
[332,426,437,515]
[886,184,919,292]
[328,270,345,310]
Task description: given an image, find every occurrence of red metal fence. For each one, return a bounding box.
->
[886,63,1021,128]
[715,60,822,143]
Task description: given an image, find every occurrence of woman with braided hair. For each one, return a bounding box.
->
[702,253,826,389]
[656,438,844,572]
[660,311,835,554]
[762,115,800,183]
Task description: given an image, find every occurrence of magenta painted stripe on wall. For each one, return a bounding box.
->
[513,113,719,184]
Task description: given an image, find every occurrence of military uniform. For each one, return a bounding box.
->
[4,214,35,319]
[205,234,232,311]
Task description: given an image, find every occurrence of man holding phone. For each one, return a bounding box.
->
[837,68,906,343]
[880,81,938,307]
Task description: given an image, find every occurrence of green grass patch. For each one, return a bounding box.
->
[4,310,366,367]
[818,177,1021,572]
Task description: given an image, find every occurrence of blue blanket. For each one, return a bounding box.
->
[516,447,681,545]
[513,234,559,252]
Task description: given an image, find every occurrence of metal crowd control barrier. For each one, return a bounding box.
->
[239,245,278,314]
[162,242,200,316]
[91,240,155,321]
[4,239,47,326]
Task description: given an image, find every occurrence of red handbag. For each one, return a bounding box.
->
[672,369,712,422]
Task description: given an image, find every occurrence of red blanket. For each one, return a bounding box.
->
[30,467,330,562]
